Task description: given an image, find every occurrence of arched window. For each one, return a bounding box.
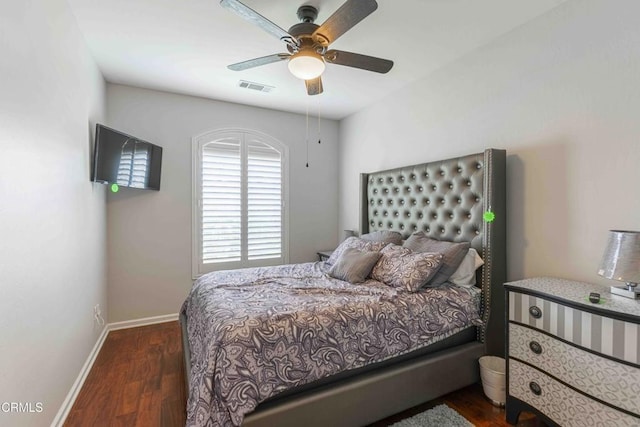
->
[192,129,288,277]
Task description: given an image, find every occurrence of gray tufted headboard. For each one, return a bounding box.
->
[359,149,507,356]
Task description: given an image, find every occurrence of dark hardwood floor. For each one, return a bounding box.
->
[65,321,541,426]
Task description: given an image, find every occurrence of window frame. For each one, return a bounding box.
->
[192,128,289,279]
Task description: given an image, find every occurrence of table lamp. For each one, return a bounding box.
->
[598,230,640,299]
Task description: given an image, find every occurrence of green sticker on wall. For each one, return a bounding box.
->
[483,211,495,222]
[110,183,119,193]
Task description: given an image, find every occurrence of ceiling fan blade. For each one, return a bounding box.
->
[305,77,323,96]
[220,0,298,47]
[313,0,378,45]
[325,49,393,73]
[228,53,290,71]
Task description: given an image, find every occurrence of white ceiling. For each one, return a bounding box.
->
[68,0,566,120]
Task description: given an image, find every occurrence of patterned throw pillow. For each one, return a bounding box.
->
[371,245,443,292]
[328,248,382,283]
[359,230,403,246]
[403,232,470,286]
[326,236,387,266]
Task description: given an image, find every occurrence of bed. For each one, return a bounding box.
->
[180,148,507,427]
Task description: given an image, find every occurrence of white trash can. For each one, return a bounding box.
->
[479,355,506,406]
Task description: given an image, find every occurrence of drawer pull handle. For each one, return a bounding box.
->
[529,381,542,396]
[529,341,542,355]
[529,305,542,319]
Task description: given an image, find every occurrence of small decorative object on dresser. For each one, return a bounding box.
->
[598,230,640,299]
[317,250,333,262]
[505,277,640,426]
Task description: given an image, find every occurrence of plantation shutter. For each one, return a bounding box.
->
[195,130,285,274]
[201,138,242,264]
[247,139,282,260]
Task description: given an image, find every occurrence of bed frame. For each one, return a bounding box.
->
[180,148,506,426]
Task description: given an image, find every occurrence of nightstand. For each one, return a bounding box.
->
[505,277,640,426]
[317,250,333,262]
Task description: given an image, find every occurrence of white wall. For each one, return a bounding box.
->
[106,84,339,322]
[0,1,106,426]
[339,0,640,286]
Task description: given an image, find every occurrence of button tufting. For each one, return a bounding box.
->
[440,170,445,176]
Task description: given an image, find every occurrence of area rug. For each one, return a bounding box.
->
[389,404,475,427]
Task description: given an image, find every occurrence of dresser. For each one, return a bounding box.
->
[505,277,640,427]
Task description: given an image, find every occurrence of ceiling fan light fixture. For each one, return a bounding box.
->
[288,51,325,80]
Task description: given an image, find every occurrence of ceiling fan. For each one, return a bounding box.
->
[220,0,394,95]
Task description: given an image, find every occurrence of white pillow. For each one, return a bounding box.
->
[449,248,484,287]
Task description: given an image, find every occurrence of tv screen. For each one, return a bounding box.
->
[91,124,162,191]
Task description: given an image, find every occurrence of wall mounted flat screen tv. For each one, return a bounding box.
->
[91,124,163,191]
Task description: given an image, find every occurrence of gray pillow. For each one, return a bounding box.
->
[326,236,387,266]
[328,247,382,283]
[371,244,443,292]
[403,232,470,286]
[360,230,403,245]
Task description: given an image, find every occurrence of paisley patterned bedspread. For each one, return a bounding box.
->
[181,262,481,427]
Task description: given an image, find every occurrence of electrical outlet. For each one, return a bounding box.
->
[94,304,104,326]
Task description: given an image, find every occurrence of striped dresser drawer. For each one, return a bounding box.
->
[509,291,640,365]
[509,359,640,427]
[509,322,640,415]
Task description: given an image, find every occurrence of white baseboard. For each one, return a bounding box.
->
[108,313,179,331]
[51,325,109,427]
[53,313,179,426]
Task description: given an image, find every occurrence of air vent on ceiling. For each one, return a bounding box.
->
[238,80,274,93]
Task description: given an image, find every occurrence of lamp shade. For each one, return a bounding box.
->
[598,230,640,283]
[288,51,325,80]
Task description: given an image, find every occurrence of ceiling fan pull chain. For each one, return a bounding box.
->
[317,97,321,144]
[306,100,310,168]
